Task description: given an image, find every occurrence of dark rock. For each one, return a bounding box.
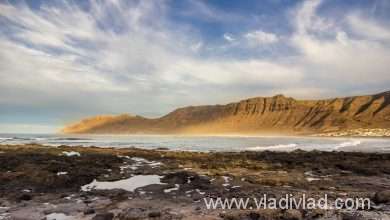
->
[83,199,93,204]
[304,209,324,219]
[84,208,95,215]
[161,171,192,184]
[373,190,390,204]
[148,211,161,218]
[92,212,114,220]
[219,212,261,220]
[18,194,32,201]
[117,208,146,219]
[282,209,302,220]
[219,212,241,220]
[189,175,211,190]
[192,193,203,201]
[341,212,364,220]
[248,212,260,220]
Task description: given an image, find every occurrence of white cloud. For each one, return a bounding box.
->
[190,42,203,52]
[0,0,303,122]
[0,0,389,130]
[244,30,279,45]
[293,0,333,35]
[179,0,243,23]
[290,0,390,84]
[162,58,303,86]
[223,33,235,42]
[348,14,390,42]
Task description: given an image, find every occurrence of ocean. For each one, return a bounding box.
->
[1,133,390,153]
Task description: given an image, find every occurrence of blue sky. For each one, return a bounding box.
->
[1,0,390,133]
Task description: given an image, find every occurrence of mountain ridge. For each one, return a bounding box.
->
[62,91,390,135]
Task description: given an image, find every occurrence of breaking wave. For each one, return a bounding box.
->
[331,140,361,150]
[246,143,298,151]
[246,140,362,151]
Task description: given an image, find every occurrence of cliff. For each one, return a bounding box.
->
[62,91,390,135]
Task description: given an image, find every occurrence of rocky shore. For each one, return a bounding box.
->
[0,144,390,220]
[315,128,390,137]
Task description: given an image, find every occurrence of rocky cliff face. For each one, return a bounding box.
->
[62,91,390,134]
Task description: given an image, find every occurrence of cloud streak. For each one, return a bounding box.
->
[0,0,389,131]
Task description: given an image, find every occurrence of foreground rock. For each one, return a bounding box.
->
[0,144,389,219]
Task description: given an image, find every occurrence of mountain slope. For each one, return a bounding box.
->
[62,91,390,135]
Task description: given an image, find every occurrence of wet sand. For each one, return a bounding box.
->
[0,144,389,220]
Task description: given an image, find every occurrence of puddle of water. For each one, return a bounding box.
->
[306,177,321,182]
[222,176,231,187]
[81,175,165,192]
[164,184,180,193]
[195,189,205,195]
[57,172,68,176]
[46,213,74,220]
[62,151,80,157]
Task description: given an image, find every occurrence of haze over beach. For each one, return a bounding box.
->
[1,0,390,219]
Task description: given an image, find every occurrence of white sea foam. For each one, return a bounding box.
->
[196,189,205,195]
[247,141,362,151]
[222,176,231,187]
[164,184,180,193]
[331,140,361,150]
[1,134,388,152]
[247,143,298,151]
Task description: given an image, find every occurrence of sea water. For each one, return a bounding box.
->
[0,133,389,152]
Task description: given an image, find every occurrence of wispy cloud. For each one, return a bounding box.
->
[223,33,235,42]
[290,0,390,86]
[0,0,389,131]
[178,0,244,23]
[245,30,279,45]
[348,14,390,42]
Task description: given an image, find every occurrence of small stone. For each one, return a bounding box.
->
[83,200,93,204]
[283,209,302,220]
[341,212,364,220]
[18,194,32,201]
[92,212,114,220]
[84,208,95,215]
[305,209,324,219]
[148,211,161,218]
[373,190,390,204]
[248,212,260,220]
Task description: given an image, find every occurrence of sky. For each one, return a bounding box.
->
[1,0,390,133]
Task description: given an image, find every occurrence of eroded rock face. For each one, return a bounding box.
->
[62,91,390,135]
